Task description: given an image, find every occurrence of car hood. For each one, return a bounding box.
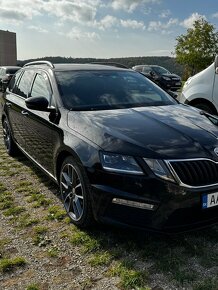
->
[67,104,218,159]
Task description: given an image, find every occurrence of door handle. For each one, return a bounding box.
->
[21,110,29,116]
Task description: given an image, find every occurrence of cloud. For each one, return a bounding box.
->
[95,15,119,30]
[0,0,42,22]
[0,8,27,21]
[159,9,171,18]
[148,18,178,33]
[28,25,48,33]
[120,19,145,29]
[111,0,159,13]
[43,0,99,23]
[212,12,218,18]
[180,13,206,28]
[64,27,100,41]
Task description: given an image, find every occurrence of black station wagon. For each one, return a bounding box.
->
[1,61,218,232]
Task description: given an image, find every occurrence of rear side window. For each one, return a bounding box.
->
[142,67,152,74]
[30,73,51,102]
[14,70,35,98]
[135,67,142,72]
[0,68,5,77]
[8,70,22,92]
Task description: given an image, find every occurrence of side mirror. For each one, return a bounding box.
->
[25,96,55,112]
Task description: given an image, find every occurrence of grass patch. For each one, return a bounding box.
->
[0,200,14,210]
[27,193,51,208]
[109,260,148,289]
[0,256,26,272]
[0,183,7,193]
[26,285,40,290]
[3,205,25,217]
[47,246,59,258]
[70,230,101,253]
[47,205,66,221]
[17,213,39,228]
[88,251,112,266]
[32,226,48,246]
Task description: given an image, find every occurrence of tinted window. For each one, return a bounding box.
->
[152,66,171,75]
[9,70,23,92]
[55,70,176,110]
[142,67,152,74]
[30,73,51,102]
[6,68,20,74]
[0,68,5,77]
[134,67,142,72]
[14,70,35,98]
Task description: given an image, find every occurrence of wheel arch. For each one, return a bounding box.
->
[55,148,83,184]
[188,98,217,115]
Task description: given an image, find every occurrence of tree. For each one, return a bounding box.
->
[175,17,218,77]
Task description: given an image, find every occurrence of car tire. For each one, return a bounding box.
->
[59,156,95,228]
[2,118,18,156]
[193,103,216,115]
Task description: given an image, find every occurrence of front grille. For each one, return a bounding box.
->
[169,159,218,187]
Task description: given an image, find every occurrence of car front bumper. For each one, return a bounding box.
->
[88,170,218,233]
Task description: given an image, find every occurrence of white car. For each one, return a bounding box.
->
[179,56,218,114]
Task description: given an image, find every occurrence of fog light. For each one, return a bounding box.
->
[112,198,155,210]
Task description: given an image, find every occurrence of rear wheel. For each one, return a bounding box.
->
[59,156,95,228]
[2,118,18,156]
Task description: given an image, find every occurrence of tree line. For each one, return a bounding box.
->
[17,56,184,79]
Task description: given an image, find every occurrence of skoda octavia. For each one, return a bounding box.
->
[1,61,218,232]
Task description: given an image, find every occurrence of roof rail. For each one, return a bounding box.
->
[24,60,54,68]
[90,62,128,69]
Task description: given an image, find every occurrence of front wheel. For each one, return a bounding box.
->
[59,157,95,228]
[2,118,18,156]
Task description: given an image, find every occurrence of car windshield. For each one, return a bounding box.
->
[152,66,171,75]
[55,70,176,110]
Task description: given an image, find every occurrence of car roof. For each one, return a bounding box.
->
[53,63,131,71]
[1,66,20,69]
[134,65,161,68]
[23,61,131,72]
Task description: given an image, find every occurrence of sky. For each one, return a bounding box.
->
[1,0,218,60]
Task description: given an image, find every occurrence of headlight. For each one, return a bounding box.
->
[144,158,175,182]
[100,152,144,175]
[162,76,171,81]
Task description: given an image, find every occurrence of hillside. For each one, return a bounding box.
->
[18,56,184,78]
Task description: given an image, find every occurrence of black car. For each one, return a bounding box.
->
[132,65,182,92]
[1,61,218,232]
[0,66,21,92]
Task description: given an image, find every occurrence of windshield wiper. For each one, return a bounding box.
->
[200,110,218,126]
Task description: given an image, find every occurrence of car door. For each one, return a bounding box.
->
[23,71,61,176]
[5,69,35,150]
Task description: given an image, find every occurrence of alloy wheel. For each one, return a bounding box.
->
[60,163,84,221]
[2,120,11,151]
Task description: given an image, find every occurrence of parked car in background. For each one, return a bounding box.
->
[179,56,218,115]
[1,61,218,233]
[132,64,182,92]
[0,66,21,92]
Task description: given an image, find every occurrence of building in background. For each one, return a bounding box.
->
[0,30,17,66]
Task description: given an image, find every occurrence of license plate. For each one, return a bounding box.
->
[202,192,218,209]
